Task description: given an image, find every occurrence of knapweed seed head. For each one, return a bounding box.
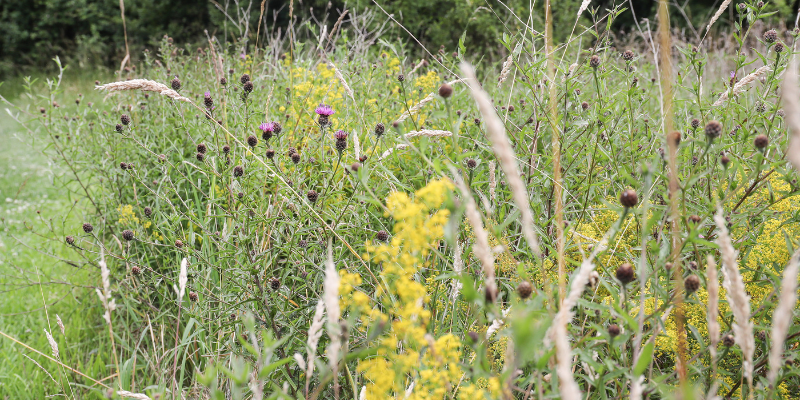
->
[65,235,75,245]
[171,77,181,91]
[704,120,722,140]
[516,281,533,299]
[581,101,589,110]
[685,275,700,293]
[375,230,389,242]
[775,42,785,53]
[608,324,621,337]
[397,74,405,82]
[265,149,275,159]
[764,29,778,43]
[269,278,280,291]
[616,263,635,285]
[122,230,134,241]
[197,143,207,154]
[203,91,213,108]
[82,223,94,233]
[590,55,601,68]
[196,152,205,161]
[220,77,227,86]
[144,206,152,217]
[622,50,634,61]
[115,124,123,133]
[233,165,244,177]
[374,122,385,137]
[132,265,141,276]
[222,145,230,154]
[240,73,250,85]
[120,114,131,125]
[189,291,198,302]
[466,159,477,169]
[291,152,301,164]
[306,190,318,204]
[438,83,453,98]
[691,118,700,129]
[243,81,254,93]
[620,189,638,208]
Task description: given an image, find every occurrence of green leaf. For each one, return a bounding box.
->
[633,341,654,376]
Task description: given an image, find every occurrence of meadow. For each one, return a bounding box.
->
[1,1,800,399]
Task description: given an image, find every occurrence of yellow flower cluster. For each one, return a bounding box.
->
[292,63,345,130]
[349,179,477,400]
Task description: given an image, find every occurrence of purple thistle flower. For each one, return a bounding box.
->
[334,130,348,140]
[259,122,276,133]
[315,104,335,116]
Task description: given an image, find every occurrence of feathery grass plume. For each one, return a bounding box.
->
[781,56,800,172]
[294,353,306,371]
[554,315,580,399]
[378,144,409,161]
[44,329,59,359]
[712,66,772,106]
[116,391,152,400]
[488,161,496,206]
[96,79,191,103]
[56,314,65,335]
[323,241,341,371]
[486,308,510,338]
[359,386,367,400]
[174,258,188,301]
[353,130,361,160]
[305,301,326,395]
[95,252,116,325]
[328,61,354,99]
[396,78,463,122]
[714,209,754,391]
[706,0,732,32]
[460,62,541,259]
[498,54,514,84]
[706,256,720,362]
[767,249,800,387]
[576,0,591,17]
[453,173,496,292]
[404,129,452,139]
[450,240,464,302]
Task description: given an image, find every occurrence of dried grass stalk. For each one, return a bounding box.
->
[56,314,65,335]
[353,130,361,160]
[305,301,326,394]
[44,329,59,359]
[450,240,464,302]
[488,161,497,206]
[174,258,188,301]
[714,209,754,390]
[404,129,452,139]
[460,62,540,257]
[379,144,409,160]
[767,249,800,387]
[453,173,496,291]
[576,0,591,17]
[706,0,733,32]
[498,54,514,84]
[712,66,772,106]
[706,255,720,360]
[96,79,191,103]
[323,242,341,370]
[781,56,800,172]
[116,391,152,400]
[328,61,354,99]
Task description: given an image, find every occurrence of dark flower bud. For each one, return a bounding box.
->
[374,122,385,137]
[65,236,75,245]
[775,42,785,53]
[723,334,735,347]
[220,77,227,85]
[622,50,634,61]
[291,152,301,164]
[240,73,251,85]
[691,118,700,129]
[754,134,769,149]
[222,145,230,154]
[608,324,621,337]
[132,266,141,276]
[589,55,601,68]
[144,206,152,217]
[189,291,198,302]
[83,223,94,233]
[243,81,254,93]
[438,83,453,98]
[376,230,389,242]
[581,101,589,110]
[247,135,258,148]
[120,162,128,170]
[665,262,673,271]
[397,74,405,82]
[266,149,275,159]
[705,120,722,140]
[516,281,533,299]
[306,190,318,204]
[233,165,244,177]
[466,159,477,169]
[175,239,184,248]
[298,239,308,248]
[616,263,635,285]
[197,143,207,154]
[196,152,205,161]
[120,114,131,125]
[122,229,134,241]
[764,29,778,43]
[351,162,361,172]
[171,77,181,91]
[270,278,280,291]
[688,261,698,270]
[620,189,638,208]
[720,154,730,167]
[684,275,700,293]
[688,215,701,224]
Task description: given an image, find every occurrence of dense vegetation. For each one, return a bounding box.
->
[3,0,800,399]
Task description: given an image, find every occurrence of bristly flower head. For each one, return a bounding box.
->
[334,130,348,140]
[203,91,213,108]
[315,104,335,116]
[259,122,276,140]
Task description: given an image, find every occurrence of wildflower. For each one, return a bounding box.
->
[764,29,778,43]
[754,134,769,149]
[466,159,477,169]
[619,189,638,208]
[115,124,123,133]
[720,154,730,167]
[775,42,785,53]
[132,266,141,275]
[257,122,274,141]
[616,263,635,285]
[189,291,198,302]
[265,149,275,159]
[197,143,207,154]
[589,55,601,68]
[315,104,335,126]
[291,152,301,164]
[334,130,348,153]
[375,230,389,242]
[247,135,258,148]
[622,50,634,61]
[196,153,204,161]
[756,102,767,113]
[122,230,134,241]
[723,334,735,347]
[222,145,230,154]
[397,74,405,82]
[144,207,152,217]
[438,83,453,98]
[270,278,280,291]
[243,81,254,93]
[685,275,700,293]
[691,118,700,129]
[175,239,184,248]
[516,281,533,299]
[171,77,181,91]
[705,120,722,140]
[65,236,75,245]
[240,73,251,85]
[203,91,214,108]
[608,324,621,337]
[581,101,589,110]
[120,162,128,170]
[82,223,94,233]
[220,77,227,86]
[374,122,385,137]
[120,114,131,125]
[233,165,244,177]
[306,190,319,204]
[298,239,308,248]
